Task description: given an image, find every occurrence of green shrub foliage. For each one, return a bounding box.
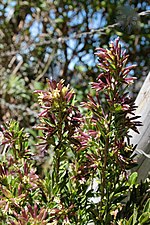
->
[0,38,149,224]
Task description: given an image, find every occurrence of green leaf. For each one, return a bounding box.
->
[138,212,150,224]
[110,63,116,70]
[43,118,56,127]
[128,207,137,225]
[129,172,138,186]
[144,199,150,213]
[1,187,13,199]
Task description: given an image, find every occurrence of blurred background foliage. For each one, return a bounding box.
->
[0,0,150,128]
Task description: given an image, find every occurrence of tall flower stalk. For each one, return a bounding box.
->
[75,38,142,224]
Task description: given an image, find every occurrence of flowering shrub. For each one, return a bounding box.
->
[0,38,149,224]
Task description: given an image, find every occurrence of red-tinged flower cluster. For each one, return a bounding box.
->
[77,38,142,174]
[34,79,83,157]
[72,161,97,184]
[34,79,75,110]
[0,121,32,159]
[17,162,39,189]
[11,204,48,225]
[49,200,74,223]
[92,37,137,92]
[76,129,98,150]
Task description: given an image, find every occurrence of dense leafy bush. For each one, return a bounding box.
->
[0,39,149,224]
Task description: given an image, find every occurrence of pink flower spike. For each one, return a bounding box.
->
[115,37,120,50]
[122,69,130,77]
[88,130,98,137]
[72,117,82,122]
[57,80,64,90]
[22,209,28,220]
[95,52,106,59]
[87,94,97,106]
[95,47,107,52]
[33,203,38,218]
[117,44,121,57]
[122,104,130,110]
[28,204,34,217]
[122,54,129,63]
[122,49,126,56]
[124,77,137,84]
[48,79,57,91]
[123,65,137,72]
[38,109,48,117]
[34,90,45,93]
[65,91,74,102]
[38,208,47,220]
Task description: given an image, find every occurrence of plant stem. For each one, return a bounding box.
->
[99,134,109,221]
